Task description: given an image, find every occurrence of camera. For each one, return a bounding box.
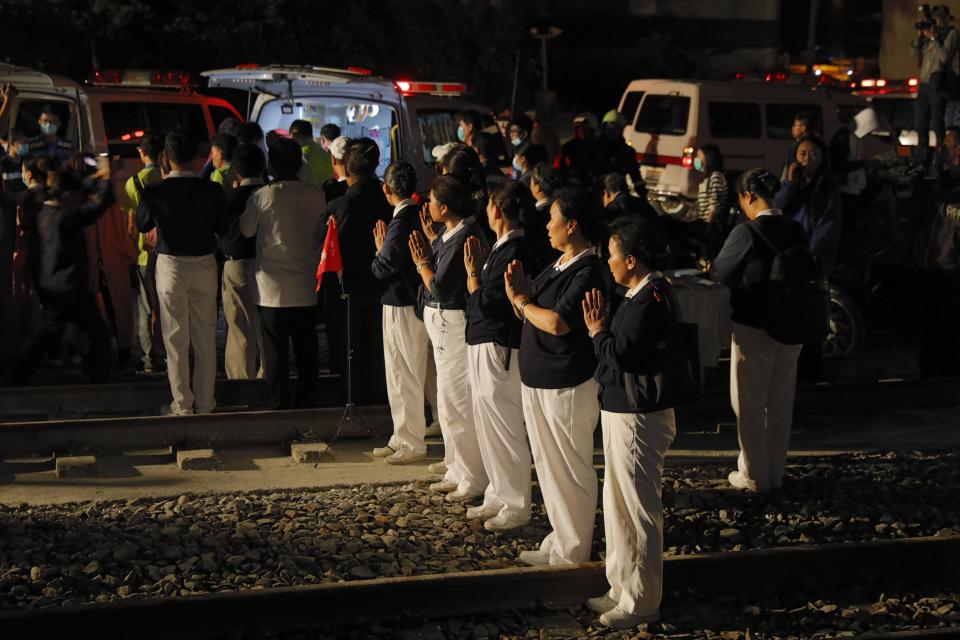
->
[916,4,934,31]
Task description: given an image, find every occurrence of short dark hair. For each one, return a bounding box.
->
[23,154,54,182]
[211,133,238,162]
[343,138,380,178]
[320,123,341,142]
[47,167,84,201]
[289,120,313,139]
[233,143,266,181]
[699,143,724,174]
[384,161,417,198]
[517,143,547,167]
[736,168,781,200]
[602,173,628,195]
[510,113,533,134]
[608,217,670,271]
[138,132,165,161]
[218,117,242,137]
[531,163,561,198]
[553,188,604,243]
[794,110,820,132]
[268,137,303,177]
[794,133,830,178]
[489,179,534,227]
[458,110,481,130]
[236,121,264,146]
[165,131,198,166]
[430,174,471,217]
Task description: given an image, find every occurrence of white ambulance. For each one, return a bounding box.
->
[201,65,494,192]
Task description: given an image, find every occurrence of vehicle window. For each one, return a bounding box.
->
[416,110,459,164]
[101,102,207,158]
[836,104,863,126]
[258,98,398,177]
[766,103,823,139]
[634,95,690,136]
[13,99,80,146]
[870,99,914,131]
[621,91,645,126]
[708,102,761,139]
[210,105,240,131]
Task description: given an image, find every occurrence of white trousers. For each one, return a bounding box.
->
[424,307,487,494]
[383,304,429,455]
[467,342,531,521]
[222,258,262,380]
[522,379,600,564]
[156,254,218,414]
[730,322,802,492]
[601,408,676,616]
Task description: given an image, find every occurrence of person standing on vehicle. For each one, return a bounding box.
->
[137,132,229,415]
[504,188,608,565]
[913,5,960,169]
[221,144,266,381]
[710,169,807,493]
[26,106,74,164]
[582,217,676,630]
[123,133,166,374]
[370,161,430,464]
[291,120,333,189]
[240,139,325,409]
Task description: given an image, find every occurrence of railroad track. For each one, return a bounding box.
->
[0,535,956,639]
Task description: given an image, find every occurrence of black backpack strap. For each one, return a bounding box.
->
[748,220,782,256]
[132,174,145,196]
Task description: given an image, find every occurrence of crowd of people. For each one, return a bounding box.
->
[0,82,940,628]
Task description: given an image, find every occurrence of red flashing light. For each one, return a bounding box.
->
[850,82,857,88]
[134,130,144,138]
[734,72,746,80]
[347,66,373,75]
[396,80,411,94]
[236,64,260,69]
[120,133,132,141]
[773,71,787,82]
[681,156,693,168]
[88,69,122,85]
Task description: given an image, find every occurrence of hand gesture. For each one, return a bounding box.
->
[582,288,608,337]
[0,84,15,101]
[463,235,487,273]
[373,219,388,253]
[787,161,801,183]
[408,230,431,266]
[419,202,438,242]
[504,259,532,306]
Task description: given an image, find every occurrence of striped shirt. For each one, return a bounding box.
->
[697,171,728,222]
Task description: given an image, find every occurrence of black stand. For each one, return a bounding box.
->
[330,274,362,446]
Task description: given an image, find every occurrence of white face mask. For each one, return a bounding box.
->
[40,122,58,136]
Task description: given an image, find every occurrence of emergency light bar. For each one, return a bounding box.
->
[733,70,837,87]
[395,80,466,97]
[848,77,919,96]
[88,69,198,89]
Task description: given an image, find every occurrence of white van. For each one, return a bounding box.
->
[618,79,886,218]
[201,65,494,192]
[0,63,93,153]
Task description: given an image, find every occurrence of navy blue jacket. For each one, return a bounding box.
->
[136,176,229,256]
[371,202,421,307]
[419,219,489,311]
[466,233,531,348]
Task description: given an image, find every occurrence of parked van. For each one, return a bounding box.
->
[618,79,888,218]
[201,65,494,192]
[0,63,93,153]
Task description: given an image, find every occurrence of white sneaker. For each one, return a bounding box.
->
[466,504,498,520]
[518,549,550,566]
[385,449,426,465]
[484,514,529,532]
[429,480,458,493]
[598,607,660,629]
[160,403,193,416]
[424,422,442,437]
[427,461,447,474]
[445,489,481,503]
[372,445,396,458]
[586,594,618,614]
[728,470,766,493]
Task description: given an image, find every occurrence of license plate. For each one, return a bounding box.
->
[641,165,663,182]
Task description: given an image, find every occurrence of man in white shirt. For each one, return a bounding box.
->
[240,138,327,409]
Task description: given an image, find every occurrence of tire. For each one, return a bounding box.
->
[653,197,692,219]
[822,286,865,357]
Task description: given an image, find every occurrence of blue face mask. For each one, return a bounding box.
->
[511,136,524,147]
[512,156,522,172]
[40,122,57,136]
[456,126,465,142]
[16,143,29,157]
[693,157,704,172]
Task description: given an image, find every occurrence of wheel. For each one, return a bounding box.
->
[822,287,865,357]
[653,197,692,219]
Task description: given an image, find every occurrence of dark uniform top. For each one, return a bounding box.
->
[0,151,26,195]
[370,201,421,307]
[25,136,75,164]
[419,218,488,311]
[465,231,532,348]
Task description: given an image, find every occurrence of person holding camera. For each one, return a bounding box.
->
[913,4,960,169]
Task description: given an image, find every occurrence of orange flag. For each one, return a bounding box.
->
[316,216,344,291]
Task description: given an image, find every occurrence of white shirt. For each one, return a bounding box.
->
[165,170,197,179]
[755,208,781,218]
[624,271,663,299]
[441,219,467,243]
[554,247,594,272]
[240,177,264,187]
[392,198,417,218]
[239,180,327,308]
[536,198,550,209]
[491,228,524,252]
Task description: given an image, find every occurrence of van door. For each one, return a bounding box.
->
[6,90,88,154]
[764,103,824,176]
[705,100,764,173]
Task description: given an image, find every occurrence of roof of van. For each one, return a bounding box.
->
[0,63,83,90]
[202,65,397,95]
[625,78,861,99]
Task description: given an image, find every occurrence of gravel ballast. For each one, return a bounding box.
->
[0,450,958,610]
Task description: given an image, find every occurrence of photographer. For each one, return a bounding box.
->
[912,4,959,169]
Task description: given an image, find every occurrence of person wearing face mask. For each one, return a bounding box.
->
[0,130,30,195]
[694,145,728,225]
[457,111,481,147]
[514,144,547,187]
[26,107,74,164]
[508,114,534,177]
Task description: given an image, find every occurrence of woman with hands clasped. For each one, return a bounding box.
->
[463,180,537,532]
[409,175,490,504]
[504,189,607,567]
[581,218,678,630]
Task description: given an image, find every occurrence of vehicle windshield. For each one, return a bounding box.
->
[10,98,81,147]
[635,94,691,136]
[258,97,398,177]
[416,110,459,164]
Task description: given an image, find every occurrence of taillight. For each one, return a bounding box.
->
[681,146,695,169]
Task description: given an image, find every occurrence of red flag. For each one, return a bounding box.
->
[316,216,343,291]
